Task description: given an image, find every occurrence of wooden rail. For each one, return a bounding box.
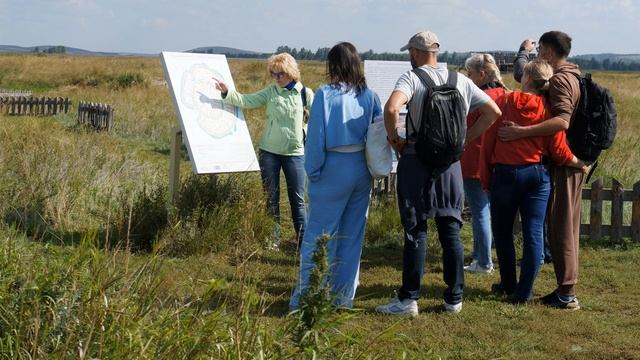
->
[374,175,640,242]
[0,96,71,115]
[0,89,33,97]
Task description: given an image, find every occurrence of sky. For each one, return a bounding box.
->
[1,0,639,55]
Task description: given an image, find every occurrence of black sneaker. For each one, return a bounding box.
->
[539,291,580,310]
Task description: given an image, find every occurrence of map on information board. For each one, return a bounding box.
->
[161,52,259,174]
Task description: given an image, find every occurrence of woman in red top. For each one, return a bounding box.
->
[461,54,507,274]
[480,59,586,303]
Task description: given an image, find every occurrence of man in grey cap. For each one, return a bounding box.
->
[375,31,501,316]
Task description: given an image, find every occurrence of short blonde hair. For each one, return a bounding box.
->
[267,53,300,81]
[464,53,504,86]
[524,59,554,91]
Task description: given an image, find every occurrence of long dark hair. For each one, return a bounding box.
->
[326,42,367,95]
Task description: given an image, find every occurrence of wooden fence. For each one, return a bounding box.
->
[374,175,640,242]
[0,96,71,115]
[77,102,114,131]
[581,178,640,242]
[0,89,33,97]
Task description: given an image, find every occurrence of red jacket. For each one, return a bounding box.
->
[480,90,575,190]
[461,87,507,180]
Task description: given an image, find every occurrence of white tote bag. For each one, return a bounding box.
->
[365,116,393,179]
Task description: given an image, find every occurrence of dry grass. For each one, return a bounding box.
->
[1,54,639,359]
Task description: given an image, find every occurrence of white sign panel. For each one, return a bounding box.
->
[364,60,448,109]
[364,60,447,173]
[161,52,260,174]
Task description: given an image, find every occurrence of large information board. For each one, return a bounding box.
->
[161,52,259,174]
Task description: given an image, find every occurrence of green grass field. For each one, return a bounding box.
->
[1,54,639,359]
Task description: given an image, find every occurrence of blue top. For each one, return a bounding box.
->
[305,84,382,181]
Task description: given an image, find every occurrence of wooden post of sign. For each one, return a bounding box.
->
[167,126,182,207]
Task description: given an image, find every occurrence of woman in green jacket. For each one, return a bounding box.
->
[214,53,313,247]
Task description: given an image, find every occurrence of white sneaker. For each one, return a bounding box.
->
[444,302,462,314]
[464,260,494,274]
[375,297,418,317]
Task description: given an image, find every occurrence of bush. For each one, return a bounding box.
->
[112,72,145,88]
[111,185,168,252]
[158,173,273,257]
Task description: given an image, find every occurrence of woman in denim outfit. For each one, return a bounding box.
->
[215,53,312,246]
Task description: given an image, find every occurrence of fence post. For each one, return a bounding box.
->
[589,177,603,241]
[610,178,624,243]
[107,105,113,131]
[17,97,23,115]
[632,181,640,243]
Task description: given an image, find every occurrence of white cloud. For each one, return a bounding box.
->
[478,8,500,25]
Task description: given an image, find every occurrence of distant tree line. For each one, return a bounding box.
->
[274,45,472,66]
[571,57,640,71]
[32,46,66,54]
[198,45,640,71]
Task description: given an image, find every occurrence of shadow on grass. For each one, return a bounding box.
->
[4,205,164,252]
[3,207,105,247]
[263,299,292,317]
[360,243,461,275]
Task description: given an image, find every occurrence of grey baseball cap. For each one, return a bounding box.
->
[400,31,440,52]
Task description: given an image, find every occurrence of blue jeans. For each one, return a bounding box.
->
[258,150,306,241]
[490,164,550,301]
[463,179,493,268]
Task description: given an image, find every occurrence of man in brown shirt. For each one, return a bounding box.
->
[499,31,583,310]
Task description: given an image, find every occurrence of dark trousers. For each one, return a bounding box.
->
[396,154,464,305]
[398,217,464,305]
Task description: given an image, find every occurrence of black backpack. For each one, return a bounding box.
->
[565,73,617,163]
[407,69,467,168]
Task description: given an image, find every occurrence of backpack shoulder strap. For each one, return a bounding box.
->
[411,68,437,89]
[446,70,458,88]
